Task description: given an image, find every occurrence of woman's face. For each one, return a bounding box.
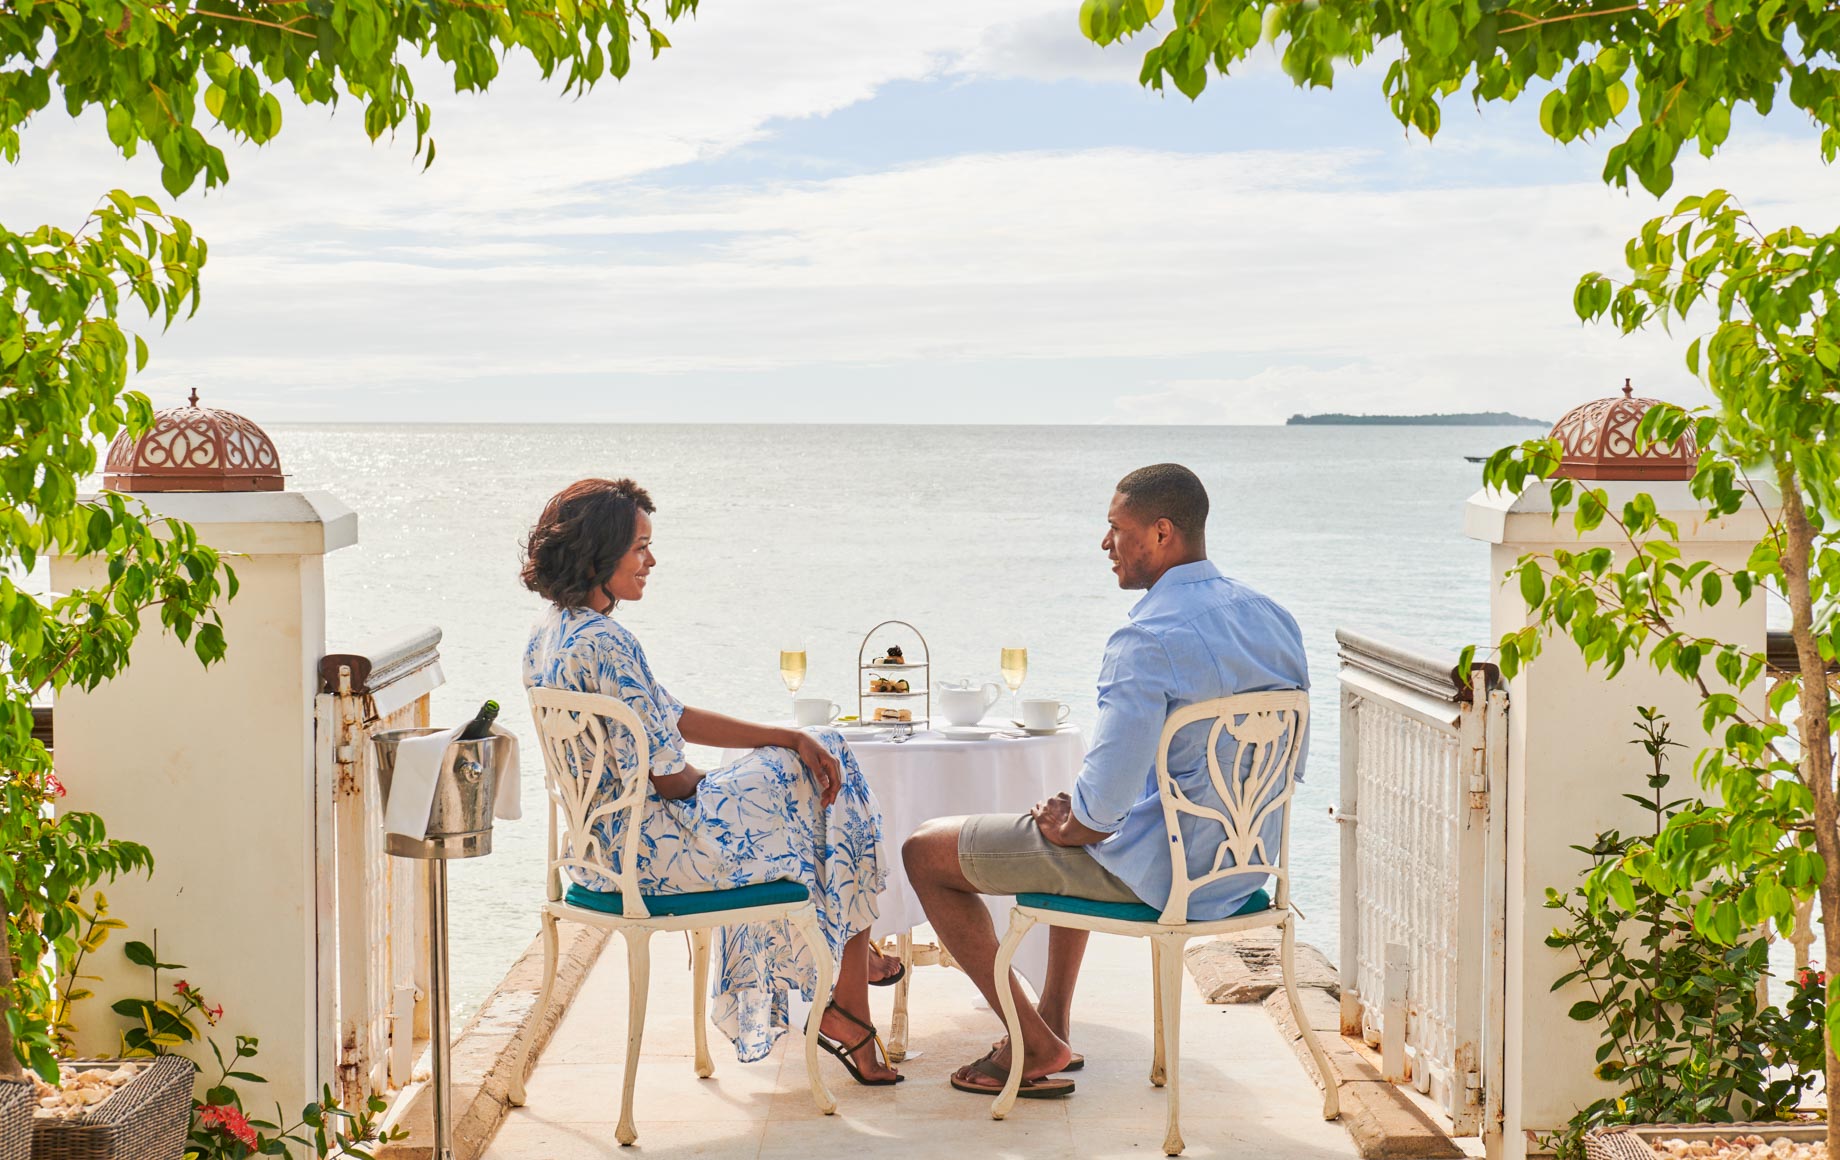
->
[602,510,655,606]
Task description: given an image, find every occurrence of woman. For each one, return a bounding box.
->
[520,477,901,1084]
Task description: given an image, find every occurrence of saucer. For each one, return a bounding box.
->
[1012,721,1073,736]
[938,725,1000,742]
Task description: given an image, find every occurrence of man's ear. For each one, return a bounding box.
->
[1155,517,1176,546]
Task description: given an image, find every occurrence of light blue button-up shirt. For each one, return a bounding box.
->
[1074,560,1309,921]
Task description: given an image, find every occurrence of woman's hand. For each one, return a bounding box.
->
[676,707,842,808]
[791,731,842,809]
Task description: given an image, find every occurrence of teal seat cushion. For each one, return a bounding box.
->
[1018,886,1272,924]
[564,879,809,918]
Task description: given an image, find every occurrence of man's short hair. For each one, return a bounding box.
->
[1116,463,1209,538]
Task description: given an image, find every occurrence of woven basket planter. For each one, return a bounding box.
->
[29,1057,194,1160]
[1,1080,32,1160]
[1586,1123,1828,1160]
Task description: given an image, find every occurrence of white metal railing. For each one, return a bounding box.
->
[315,627,445,1106]
[1336,628,1506,1139]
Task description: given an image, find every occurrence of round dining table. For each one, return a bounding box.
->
[834,723,1084,1059]
[726,722,1085,1059]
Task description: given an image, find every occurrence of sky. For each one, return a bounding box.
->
[4,2,1837,425]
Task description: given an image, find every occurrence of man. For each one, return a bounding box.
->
[902,462,1309,1098]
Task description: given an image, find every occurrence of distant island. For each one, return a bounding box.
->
[1286,411,1549,427]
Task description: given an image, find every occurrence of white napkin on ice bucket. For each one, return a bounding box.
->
[382,723,522,841]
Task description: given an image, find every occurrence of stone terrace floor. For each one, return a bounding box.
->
[482,930,1361,1160]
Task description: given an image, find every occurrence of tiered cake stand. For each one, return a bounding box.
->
[857,619,930,732]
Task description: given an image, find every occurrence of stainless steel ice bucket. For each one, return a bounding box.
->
[372,727,505,860]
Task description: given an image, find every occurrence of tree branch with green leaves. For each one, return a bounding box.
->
[4,0,701,1086]
[2,193,232,1084]
[1080,0,1840,194]
[1475,198,1838,1140]
[1080,0,1840,1140]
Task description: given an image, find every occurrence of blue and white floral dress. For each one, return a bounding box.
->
[522,606,887,1061]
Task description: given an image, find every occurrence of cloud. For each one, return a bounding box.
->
[4,1,1835,424]
[4,0,1080,226]
[78,138,1838,423]
[947,10,1163,85]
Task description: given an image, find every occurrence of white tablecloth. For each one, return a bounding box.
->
[730,726,1085,995]
[847,728,1084,952]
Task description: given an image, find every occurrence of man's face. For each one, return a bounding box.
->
[1101,492,1162,590]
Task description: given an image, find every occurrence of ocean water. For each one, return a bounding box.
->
[271,422,1517,1017]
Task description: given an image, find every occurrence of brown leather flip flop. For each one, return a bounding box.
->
[988,1038,1083,1072]
[949,1055,1076,1099]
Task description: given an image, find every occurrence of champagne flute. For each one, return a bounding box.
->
[1000,646,1028,721]
[779,648,808,717]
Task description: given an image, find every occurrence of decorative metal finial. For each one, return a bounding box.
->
[102,390,284,492]
[1547,378,1696,481]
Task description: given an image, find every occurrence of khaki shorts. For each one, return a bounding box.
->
[957,813,1143,904]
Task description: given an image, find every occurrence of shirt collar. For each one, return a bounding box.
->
[1130,559,1222,616]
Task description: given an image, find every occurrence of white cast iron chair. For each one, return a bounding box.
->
[990,689,1338,1155]
[507,687,837,1145]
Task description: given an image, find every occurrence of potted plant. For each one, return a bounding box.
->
[1541,714,1825,1160]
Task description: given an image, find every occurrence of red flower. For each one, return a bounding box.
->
[1796,966,1828,988]
[199,1104,258,1148]
[173,980,191,995]
[42,772,66,799]
[205,1002,224,1025]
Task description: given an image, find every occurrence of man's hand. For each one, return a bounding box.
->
[793,732,842,809]
[1031,792,1111,848]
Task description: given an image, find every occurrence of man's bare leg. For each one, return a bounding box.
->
[1037,927,1089,1044]
[902,819,1072,1081]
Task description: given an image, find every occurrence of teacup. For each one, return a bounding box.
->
[939,681,1002,726]
[1022,699,1071,731]
[793,698,841,727]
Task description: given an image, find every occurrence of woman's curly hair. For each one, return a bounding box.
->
[520,478,656,609]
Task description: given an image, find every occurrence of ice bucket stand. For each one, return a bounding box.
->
[372,728,506,1160]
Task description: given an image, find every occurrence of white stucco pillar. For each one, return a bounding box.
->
[1464,480,1775,1157]
[52,490,356,1113]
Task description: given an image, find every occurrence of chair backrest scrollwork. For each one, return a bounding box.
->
[1155,689,1308,926]
[527,687,653,919]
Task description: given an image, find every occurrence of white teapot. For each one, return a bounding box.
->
[938,679,1002,727]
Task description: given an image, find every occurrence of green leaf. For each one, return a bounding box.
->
[1539,89,1561,137]
[1519,561,1545,607]
[1236,4,1261,44]
[1606,81,1628,119]
[1605,871,1637,913]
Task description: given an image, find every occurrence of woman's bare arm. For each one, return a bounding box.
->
[650,766,703,800]
[679,706,800,752]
